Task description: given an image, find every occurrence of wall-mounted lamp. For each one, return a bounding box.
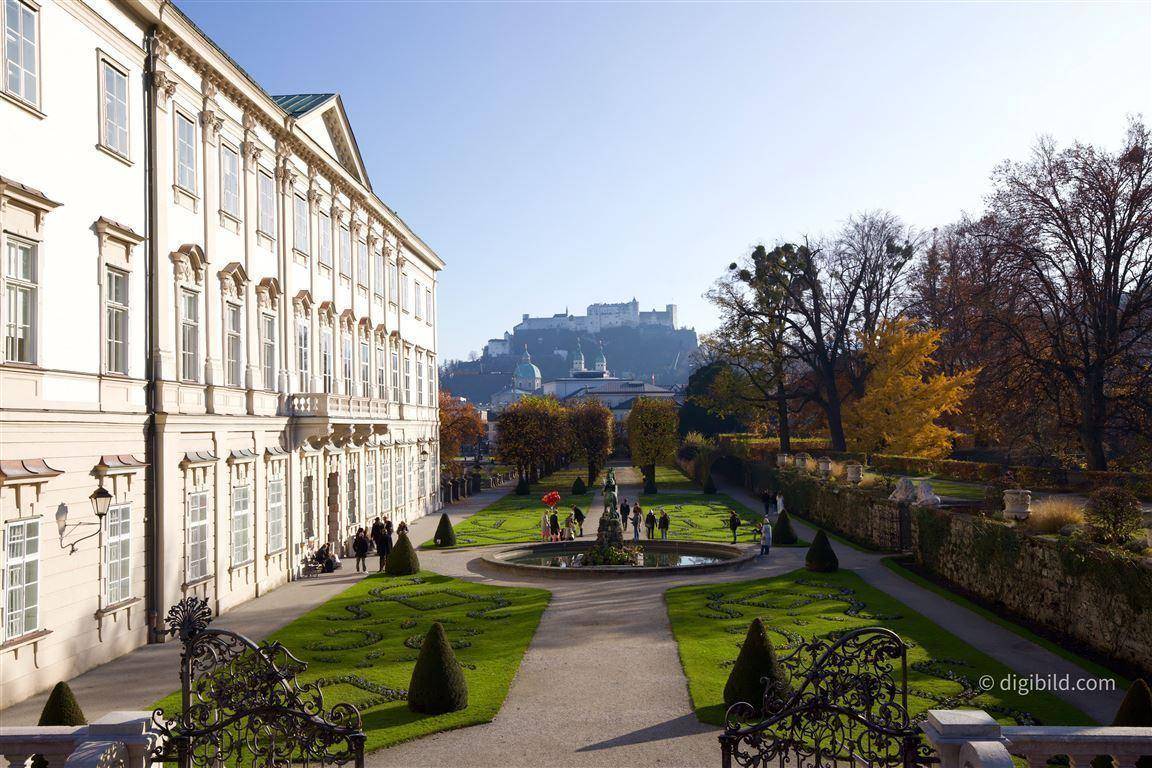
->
[56,486,112,554]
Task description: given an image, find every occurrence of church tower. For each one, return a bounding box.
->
[513,345,542,391]
[570,339,586,375]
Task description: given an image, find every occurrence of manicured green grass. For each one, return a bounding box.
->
[881,556,1128,687]
[651,464,701,491]
[633,492,808,545]
[154,572,550,753]
[433,466,592,548]
[665,568,1091,727]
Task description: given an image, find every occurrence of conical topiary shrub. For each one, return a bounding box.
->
[723,617,788,714]
[433,513,456,547]
[805,530,838,572]
[34,682,87,768]
[571,477,587,495]
[773,510,798,545]
[703,474,717,494]
[407,622,468,714]
[515,477,530,495]
[1094,679,1152,768]
[385,532,420,575]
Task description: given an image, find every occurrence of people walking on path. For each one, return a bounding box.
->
[370,517,387,571]
[563,514,575,541]
[658,509,670,539]
[760,515,773,557]
[572,506,585,536]
[550,510,561,542]
[620,499,631,531]
[352,528,370,572]
[631,507,642,542]
[760,490,775,516]
[541,513,551,542]
[728,510,741,543]
[644,509,657,539]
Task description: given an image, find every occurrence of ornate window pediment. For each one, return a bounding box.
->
[317,300,336,323]
[339,309,356,333]
[94,217,144,271]
[293,289,314,316]
[256,277,282,311]
[218,261,249,300]
[0,176,62,239]
[171,244,206,286]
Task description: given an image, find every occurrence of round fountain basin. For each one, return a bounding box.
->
[481,540,756,578]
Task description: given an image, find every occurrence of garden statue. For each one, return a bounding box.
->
[845,461,864,485]
[604,489,618,516]
[889,477,917,504]
[1002,488,1032,520]
[914,480,941,508]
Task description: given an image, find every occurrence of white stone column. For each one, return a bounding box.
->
[200,82,224,388]
[150,45,178,381]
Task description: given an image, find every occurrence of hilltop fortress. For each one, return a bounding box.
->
[486,299,678,355]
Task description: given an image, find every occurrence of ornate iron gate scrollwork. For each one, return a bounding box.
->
[150,598,366,768]
[719,627,936,768]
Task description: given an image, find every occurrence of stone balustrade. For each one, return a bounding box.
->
[923,709,1152,768]
[0,712,156,768]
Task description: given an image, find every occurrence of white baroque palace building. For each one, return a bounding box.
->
[0,0,442,709]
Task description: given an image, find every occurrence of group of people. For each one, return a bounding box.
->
[618,499,672,541]
[540,507,586,542]
[350,516,409,572]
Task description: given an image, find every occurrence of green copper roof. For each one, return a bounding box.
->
[272,93,336,117]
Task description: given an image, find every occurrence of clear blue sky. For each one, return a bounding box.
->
[177,0,1151,361]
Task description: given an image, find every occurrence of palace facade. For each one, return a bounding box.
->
[0,0,442,709]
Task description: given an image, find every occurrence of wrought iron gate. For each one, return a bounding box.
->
[150,598,366,768]
[719,627,936,768]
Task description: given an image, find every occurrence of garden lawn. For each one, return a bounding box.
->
[651,464,701,491]
[431,466,592,548]
[154,572,550,753]
[665,568,1091,727]
[634,492,805,545]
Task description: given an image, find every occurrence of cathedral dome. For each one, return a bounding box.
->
[513,346,542,390]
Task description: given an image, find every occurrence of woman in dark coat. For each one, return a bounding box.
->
[658,509,670,539]
[728,510,741,543]
[377,517,394,572]
[352,528,370,573]
[549,510,560,541]
[620,499,631,530]
[644,510,657,539]
[572,506,585,537]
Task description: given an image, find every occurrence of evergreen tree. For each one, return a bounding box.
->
[38,682,86,726]
[805,530,839,572]
[773,510,798,545]
[723,617,789,714]
[433,513,456,547]
[385,533,421,575]
[571,477,587,495]
[407,623,469,714]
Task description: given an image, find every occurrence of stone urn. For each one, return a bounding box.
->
[777,452,792,469]
[845,461,864,486]
[794,453,813,472]
[817,456,833,478]
[1003,489,1032,520]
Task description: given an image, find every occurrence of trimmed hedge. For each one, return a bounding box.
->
[407,622,468,714]
[571,477,587,495]
[723,617,788,714]
[385,533,421,575]
[773,511,798,545]
[38,681,86,726]
[433,513,457,547]
[805,530,839,572]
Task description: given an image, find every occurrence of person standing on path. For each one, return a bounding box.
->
[760,490,775,516]
[541,513,551,542]
[370,517,386,571]
[728,510,741,543]
[620,499,631,531]
[760,516,773,557]
[550,510,561,542]
[572,506,585,536]
[631,507,642,542]
[352,528,370,572]
[644,509,657,539]
[658,509,670,539]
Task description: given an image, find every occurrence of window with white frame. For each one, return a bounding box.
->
[220,144,240,217]
[258,171,275,236]
[346,468,357,527]
[187,489,210,582]
[225,303,242,387]
[339,226,351,276]
[262,313,276,391]
[418,456,426,498]
[391,346,400,402]
[321,327,333,393]
[231,484,251,566]
[105,267,128,374]
[4,237,36,363]
[293,194,309,253]
[373,249,384,295]
[389,261,398,303]
[402,273,410,312]
[3,0,38,106]
[403,350,411,404]
[104,504,131,605]
[341,332,353,393]
[407,457,415,507]
[99,58,129,157]
[268,476,285,552]
[427,355,436,403]
[296,318,310,392]
[416,352,425,406]
[365,457,376,520]
[4,519,38,640]
[318,212,332,267]
[359,338,370,397]
[381,450,391,509]
[375,339,386,399]
[175,112,197,193]
[356,239,368,287]
[180,289,199,381]
[425,287,433,324]
[413,281,422,320]
[394,452,405,506]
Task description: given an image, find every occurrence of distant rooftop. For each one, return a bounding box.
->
[272,93,336,117]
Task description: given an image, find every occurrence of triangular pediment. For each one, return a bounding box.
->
[274,93,371,190]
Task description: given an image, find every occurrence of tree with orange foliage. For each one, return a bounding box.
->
[439,392,484,477]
